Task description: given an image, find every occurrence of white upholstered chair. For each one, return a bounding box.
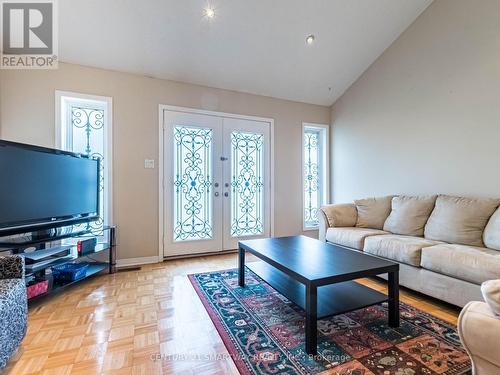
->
[458,280,500,375]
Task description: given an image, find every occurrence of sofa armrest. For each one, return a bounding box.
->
[0,255,25,279]
[319,204,358,229]
[458,301,500,373]
[318,209,329,242]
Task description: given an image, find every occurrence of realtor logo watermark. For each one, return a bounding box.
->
[1,0,58,69]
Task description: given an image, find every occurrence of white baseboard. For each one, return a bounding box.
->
[116,256,161,268]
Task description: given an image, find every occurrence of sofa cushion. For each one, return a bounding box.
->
[383,195,437,236]
[364,234,443,267]
[325,227,387,250]
[481,280,500,316]
[424,195,500,247]
[355,196,393,230]
[421,244,500,285]
[320,204,358,228]
[483,207,500,250]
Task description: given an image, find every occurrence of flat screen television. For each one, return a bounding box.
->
[0,140,100,236]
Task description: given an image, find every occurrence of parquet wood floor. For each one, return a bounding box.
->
[4,253,461,375]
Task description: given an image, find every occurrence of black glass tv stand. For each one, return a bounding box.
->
[0,226,116,303]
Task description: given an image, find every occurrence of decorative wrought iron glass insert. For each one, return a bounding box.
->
[304,128,321,228]
[70,106,105,235]
[173,126,213,241]
[230,131,264,237]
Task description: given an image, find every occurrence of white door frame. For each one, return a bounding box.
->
[158,104,275,259]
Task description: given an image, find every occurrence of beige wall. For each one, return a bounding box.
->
[330,0,500,203]
[0,63,330,260]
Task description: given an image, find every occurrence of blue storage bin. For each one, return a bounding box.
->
[52,262,89,282]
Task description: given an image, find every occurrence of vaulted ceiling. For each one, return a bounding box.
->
[60,0,433,106]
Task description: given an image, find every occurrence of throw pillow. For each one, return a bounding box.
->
[424,195,500,247]
[383,195,437,236]
[355,196,393,230]
[483,207,500,250]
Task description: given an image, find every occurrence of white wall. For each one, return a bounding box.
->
[331,0,500,203]
[0,63,330,260]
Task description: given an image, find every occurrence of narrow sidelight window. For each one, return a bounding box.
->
[56,91,112,237]
[303,123,329,230]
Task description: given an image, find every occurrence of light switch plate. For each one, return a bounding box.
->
[144,159,155,169]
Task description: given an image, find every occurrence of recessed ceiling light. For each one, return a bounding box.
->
[306,34,315,45]
[205,7,215,18]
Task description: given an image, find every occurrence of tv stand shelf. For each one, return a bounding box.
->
[0,226,116,304]
[27,262,109,303]
[0,229,92,248]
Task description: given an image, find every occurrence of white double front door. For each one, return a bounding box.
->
[163,110,271,257]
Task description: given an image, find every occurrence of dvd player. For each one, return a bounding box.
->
[22,246,72,264]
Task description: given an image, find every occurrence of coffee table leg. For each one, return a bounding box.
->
[305,284,317,355]
[238,246,245,287]
[388,270,400,327]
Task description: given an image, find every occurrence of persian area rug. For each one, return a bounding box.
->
[188,268,471,375]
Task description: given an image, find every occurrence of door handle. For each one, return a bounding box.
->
[215,192,220,197]
[224,192,229,197]
[220,156,228,161]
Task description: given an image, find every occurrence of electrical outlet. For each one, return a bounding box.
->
[144,159,155,169]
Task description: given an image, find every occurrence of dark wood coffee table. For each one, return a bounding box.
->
[238,236,400,355]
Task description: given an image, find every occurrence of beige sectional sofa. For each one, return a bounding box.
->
[319,195,500,307]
